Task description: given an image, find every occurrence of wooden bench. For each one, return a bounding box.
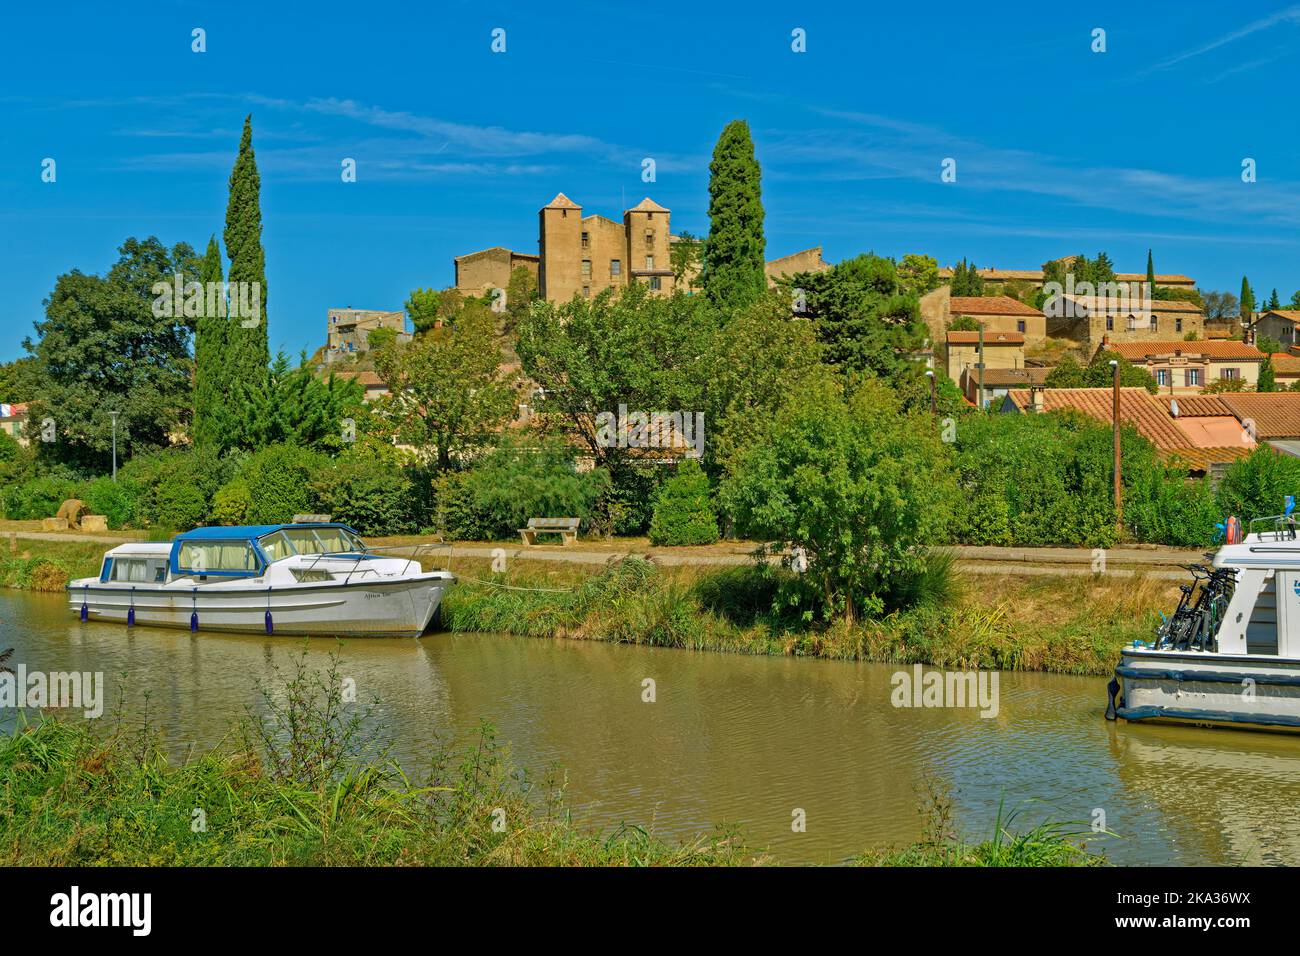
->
[518,517,580,547]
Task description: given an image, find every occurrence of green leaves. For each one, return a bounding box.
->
[702,120,767,312]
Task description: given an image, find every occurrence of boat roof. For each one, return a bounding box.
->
[106,542,173,556]
[173,523,360,541]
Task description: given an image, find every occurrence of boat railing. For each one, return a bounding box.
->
[295,540,451,584]
[1247,514,1300,542]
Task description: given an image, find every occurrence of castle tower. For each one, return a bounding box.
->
[624,198,673,295]
[538,193,583,302]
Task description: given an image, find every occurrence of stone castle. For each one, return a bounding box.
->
[454,192,827,303]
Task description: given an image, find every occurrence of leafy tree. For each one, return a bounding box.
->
[1259,355,1277,392]
[669,231,704,292]
[649,458,719,545]
[1044,350,1158,393]
[373,301,517,470]
[1202,290,1239,324]
[1257,334,1282,355]
[788,254,927,380]
[702,120,767,311]
[949,258,984,296]
[367,327,397,351]
[699,293,831,478]
[720,379,955,622]
[504,266,539,329]
[191,235,228,450]
[223,115,271,450]
[897,253,941,297]
[516,282,712,466]
[1240,276,1256,322]
[251,352,366,451]
[24,237,198,470]
[0,357,41,404]
[947,315,981,332]
[310,455,420,535]
[406,287,444,335]
[229,444,328,525]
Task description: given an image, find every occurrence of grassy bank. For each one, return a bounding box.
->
[438,554,1174,676]
[0,655,1103,867]
[0,539,105,591]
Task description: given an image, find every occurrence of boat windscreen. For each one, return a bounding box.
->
[280,527,365,556]
[258,531,294,563]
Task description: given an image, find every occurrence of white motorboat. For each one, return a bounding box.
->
[1108,513,1300,733]
[68,523,455,638]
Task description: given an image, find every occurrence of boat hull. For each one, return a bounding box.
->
[1113,647,1300,734]
[67,574,454,638]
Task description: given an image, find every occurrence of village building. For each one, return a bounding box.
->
[454,192,828,304]
[936,261,1195,291]
[1253,310,1300,348]
[332,370,390,403]
[1047,295,1205,348]
[1101,339,1266,394]
[0,402,29,446]
[945,329,1026,407]
[325,309,409,364]
[1002,386,1253,475]
[959,366,1051,408]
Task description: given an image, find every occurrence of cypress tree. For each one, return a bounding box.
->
[192,235,227,449]
[1146,249,1155,296]
[702,120,767,312]
[1241,276,1256,325]
[1268,288,1282,310]
[223,115,270,449]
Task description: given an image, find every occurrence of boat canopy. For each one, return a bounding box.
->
[169,523,366,579]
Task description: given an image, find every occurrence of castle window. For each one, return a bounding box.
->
[645,255,654,269]
[1152,316,1158,332]
[1106,316,1114,331]
[610,259,621,277]
[1017,320,1025,333]
[583,286,591,298]
[581,232,589,249]
[649,276,662,291]
[1176,318,1183,333]
[582,259,591,277]
[645,230,654,247]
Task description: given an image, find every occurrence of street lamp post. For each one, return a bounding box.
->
[1110,360,1121,531]
[926,369,936,414]
[109,411,119,482]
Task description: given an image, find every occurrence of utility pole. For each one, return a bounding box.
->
[1111,360,1122,531]
[109,410,119,481]
[926,369,936,414]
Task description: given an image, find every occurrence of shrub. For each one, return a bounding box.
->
[454,437,609,540]
[429,470,494,540]
[311,457,418,536]
[117,447,232,530]
[210,478,253,525]
[0,473,83,520]
[648,459,719,545]
[233,444,328,525]
[1216,447,1300,524]
[81,474,143,529]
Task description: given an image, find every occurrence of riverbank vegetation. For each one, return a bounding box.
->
[0,654,1104,867]
[438,554,1171,675]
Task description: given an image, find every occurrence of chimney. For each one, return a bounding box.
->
[1101,333,1110,347]
[1029,385,1045,413]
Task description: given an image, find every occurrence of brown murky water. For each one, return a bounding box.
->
[4,590,1300,864]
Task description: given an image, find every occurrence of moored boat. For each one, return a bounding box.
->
[1108,513,1300,733]
[67,524,455,638]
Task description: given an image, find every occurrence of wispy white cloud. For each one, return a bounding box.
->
[1138,4,1300,75]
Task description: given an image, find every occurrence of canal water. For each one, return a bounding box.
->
[4,589,1299,865]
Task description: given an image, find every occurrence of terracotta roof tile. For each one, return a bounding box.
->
[949,295,1044,317]
[967,367,1052,387]
[1261,310,1300,324]
[1166,396,1231,417]
[1266,352,1300,374]
[1105,340,1266,361]
[1217,393,1300,440]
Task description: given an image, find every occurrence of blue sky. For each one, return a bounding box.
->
[2,0,1299,361]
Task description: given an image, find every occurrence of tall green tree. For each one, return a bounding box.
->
[702,120,767,312]
[1146,249,1155,294]
[1259,355,1277,393]
[373,302,517,470]
[223,115,271,449]
[191,235,227,449]
[24,237,198,469]
[1240,276,1256,323]
[1268,288,1282,311]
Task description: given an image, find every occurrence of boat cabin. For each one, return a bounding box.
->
[1214,516,1300,657]
[98,524,368,585]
